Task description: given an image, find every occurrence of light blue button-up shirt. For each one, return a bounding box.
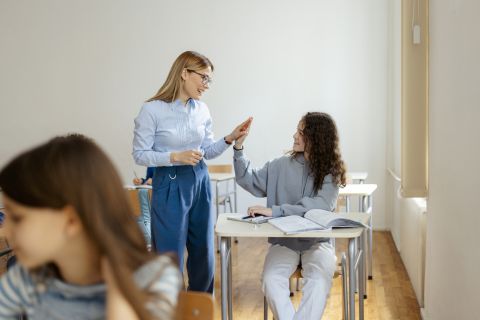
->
[133,99,229,167]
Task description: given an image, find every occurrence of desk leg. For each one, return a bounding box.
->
[341,253,348,320]
[233,182,238,244]
[358,178,364,209]
[234,180,238,213]
[362,222,368,298]
[345,196,350,212]
[227,238,233,320]
[360,196,368,296]
[216,181,221,252]
[220,237,230,320]
[367,195,373,280]
[359,233,365,320]
[348,238,356,320]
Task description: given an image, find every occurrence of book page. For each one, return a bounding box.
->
[268,215,330,234]
[305,209,368,228]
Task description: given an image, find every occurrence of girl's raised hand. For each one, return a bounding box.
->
[228,117,253,148]
[225,117,253,142]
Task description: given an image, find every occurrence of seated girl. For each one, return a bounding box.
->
[0,134,182,320]
[233,112,347,320]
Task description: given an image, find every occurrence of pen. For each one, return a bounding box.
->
[242,215,252,219]
[133,170,139,179]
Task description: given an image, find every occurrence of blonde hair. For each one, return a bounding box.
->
[147,51,214,103]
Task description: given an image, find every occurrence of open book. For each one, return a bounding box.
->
[268,209,368,235]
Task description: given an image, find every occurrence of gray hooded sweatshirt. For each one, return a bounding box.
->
[233,149,339,251]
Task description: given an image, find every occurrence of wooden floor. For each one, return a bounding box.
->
[0,232,421,319]
[211,231,421,320]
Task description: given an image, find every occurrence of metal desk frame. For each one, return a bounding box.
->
[216,213,369,320]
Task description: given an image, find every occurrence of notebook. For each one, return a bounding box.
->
[268,209,368,235]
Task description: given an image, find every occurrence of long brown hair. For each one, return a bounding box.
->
[0,134,174,320]
[291,112,347,191]
[147,51,214,103]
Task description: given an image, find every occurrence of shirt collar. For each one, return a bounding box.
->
[172,98,197,109]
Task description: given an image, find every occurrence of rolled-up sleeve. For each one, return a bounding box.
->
[200,112,229,160]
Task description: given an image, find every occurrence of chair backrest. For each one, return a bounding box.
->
[126,189,141,217]
[176,291,214,320]
[207,164,232,174]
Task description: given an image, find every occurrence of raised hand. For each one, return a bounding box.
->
[226,117,253,148]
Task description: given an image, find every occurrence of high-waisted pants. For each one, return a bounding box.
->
[151,160,214,293]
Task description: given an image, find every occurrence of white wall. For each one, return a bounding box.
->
[0,0,389,228]
[385,0,428,306]
[424,1,480,319]
[385,0,402,242]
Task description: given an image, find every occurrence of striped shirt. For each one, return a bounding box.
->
[0,255,182,320]
[132,98,229,167]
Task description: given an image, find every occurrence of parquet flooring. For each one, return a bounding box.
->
[211,231,421,320]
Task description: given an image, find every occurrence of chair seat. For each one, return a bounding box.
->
[176,290,214,319]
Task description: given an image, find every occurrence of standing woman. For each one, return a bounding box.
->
[133,51,251,293]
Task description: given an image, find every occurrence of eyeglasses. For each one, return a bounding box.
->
[187,70,212,85]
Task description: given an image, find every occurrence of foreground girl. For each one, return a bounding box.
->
[0,134,181,319]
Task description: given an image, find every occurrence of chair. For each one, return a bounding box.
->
[176,290,214,320]
[126,188,153,251]
[208,164,234,213]
[126,189,142,217]
[263,253,348,320]
[208,164,237,247]
[126,188,152,218]
[338,172,368,212]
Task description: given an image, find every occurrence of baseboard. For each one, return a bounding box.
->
[420,308,427,320]
[372,227,390,232]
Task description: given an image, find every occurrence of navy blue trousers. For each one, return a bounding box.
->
[151,160,214,293]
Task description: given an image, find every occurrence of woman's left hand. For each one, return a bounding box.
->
[225,117,253,143]
[247,205,273,217]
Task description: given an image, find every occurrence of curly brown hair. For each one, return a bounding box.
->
[291,112,347,191]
